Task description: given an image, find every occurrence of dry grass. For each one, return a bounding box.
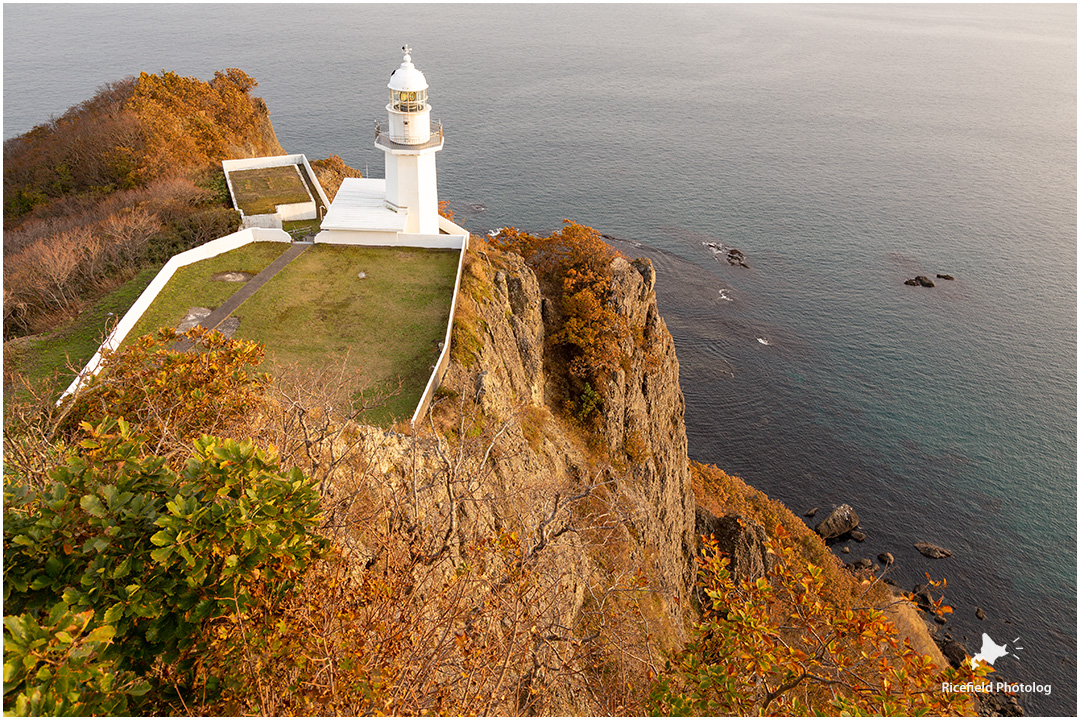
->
[690,461,891,610]
[228,166,310,215]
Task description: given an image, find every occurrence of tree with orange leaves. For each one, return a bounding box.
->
[491,221,630,423]
[649,524,988,716]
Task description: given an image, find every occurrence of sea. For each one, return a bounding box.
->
[4,4,1075,715]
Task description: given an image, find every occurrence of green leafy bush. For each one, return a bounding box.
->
[3,416,328,709]
[3,603,149,716]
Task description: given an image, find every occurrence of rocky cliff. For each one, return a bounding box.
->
[314,243,699,713]
[440,248,698,607]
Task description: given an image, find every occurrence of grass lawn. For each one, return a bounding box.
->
[4,267,158,398]
[124,242,290,345]
[228,166,311,215]
[232,245,459,426]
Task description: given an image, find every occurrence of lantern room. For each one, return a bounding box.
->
[391,88,426,113]
[385,46,432,144]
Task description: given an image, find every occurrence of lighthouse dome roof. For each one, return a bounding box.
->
[388,49,429,92]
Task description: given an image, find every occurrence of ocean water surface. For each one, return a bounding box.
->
[4,4,1075,714]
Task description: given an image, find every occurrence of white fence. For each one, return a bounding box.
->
[409,216,472,424]
[61,228,291,398]
[64,210,474,430]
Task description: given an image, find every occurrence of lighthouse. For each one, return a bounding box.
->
[317,47,465,249]
[375,46,443,235]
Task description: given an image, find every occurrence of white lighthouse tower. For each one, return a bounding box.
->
[317,47,465,249]
[376,46,443,235]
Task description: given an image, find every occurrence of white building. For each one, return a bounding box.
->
[317,47,468,248]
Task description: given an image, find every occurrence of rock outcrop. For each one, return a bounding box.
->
[602,256,697,599]
[815,503,860,539]
[695,507,772,584]
[447,252,696,603]
[915,542,952,558]
[320,242,950,714]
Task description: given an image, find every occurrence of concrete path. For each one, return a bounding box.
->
[175,241,311,349]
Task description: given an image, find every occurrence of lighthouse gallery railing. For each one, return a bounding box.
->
[374,120,444,147]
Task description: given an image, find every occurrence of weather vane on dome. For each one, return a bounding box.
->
[402,44,412,57]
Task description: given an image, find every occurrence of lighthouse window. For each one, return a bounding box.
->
[392,89,427,112]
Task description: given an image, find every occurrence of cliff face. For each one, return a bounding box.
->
[441,250,697,607]
[320,246,698,713]
[603,256,697,599]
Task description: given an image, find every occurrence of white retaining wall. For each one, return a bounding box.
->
[275,201,317,222]
[244,214,283,229]
[61,228,291,398]
[411,231,470,425]
[438,216,471,237]
[224,154,328,228]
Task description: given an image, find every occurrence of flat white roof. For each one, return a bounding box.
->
[321,178,407,232]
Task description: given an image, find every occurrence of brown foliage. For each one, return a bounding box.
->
[490,221,631,407]
[3,177,238,338]
[438,199,454,221]
[309,154,362,201]
[651,526,984,716]
[5,68,274,228]
[2,372,71,492]
[60,327,269,458]
[4,69,262,338]
[4,207,157,334]
[3,77,142,221]
[690,461,890,610]
[124,69,271,182]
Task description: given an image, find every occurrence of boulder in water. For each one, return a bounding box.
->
[815,504,859,539]
[914,542,952,559]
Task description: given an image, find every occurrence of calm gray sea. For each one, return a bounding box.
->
[4,4,1076,714]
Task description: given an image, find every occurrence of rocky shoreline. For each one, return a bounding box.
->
[806,503,1024,717]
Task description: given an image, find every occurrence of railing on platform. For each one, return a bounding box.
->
[374,120,444,148]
